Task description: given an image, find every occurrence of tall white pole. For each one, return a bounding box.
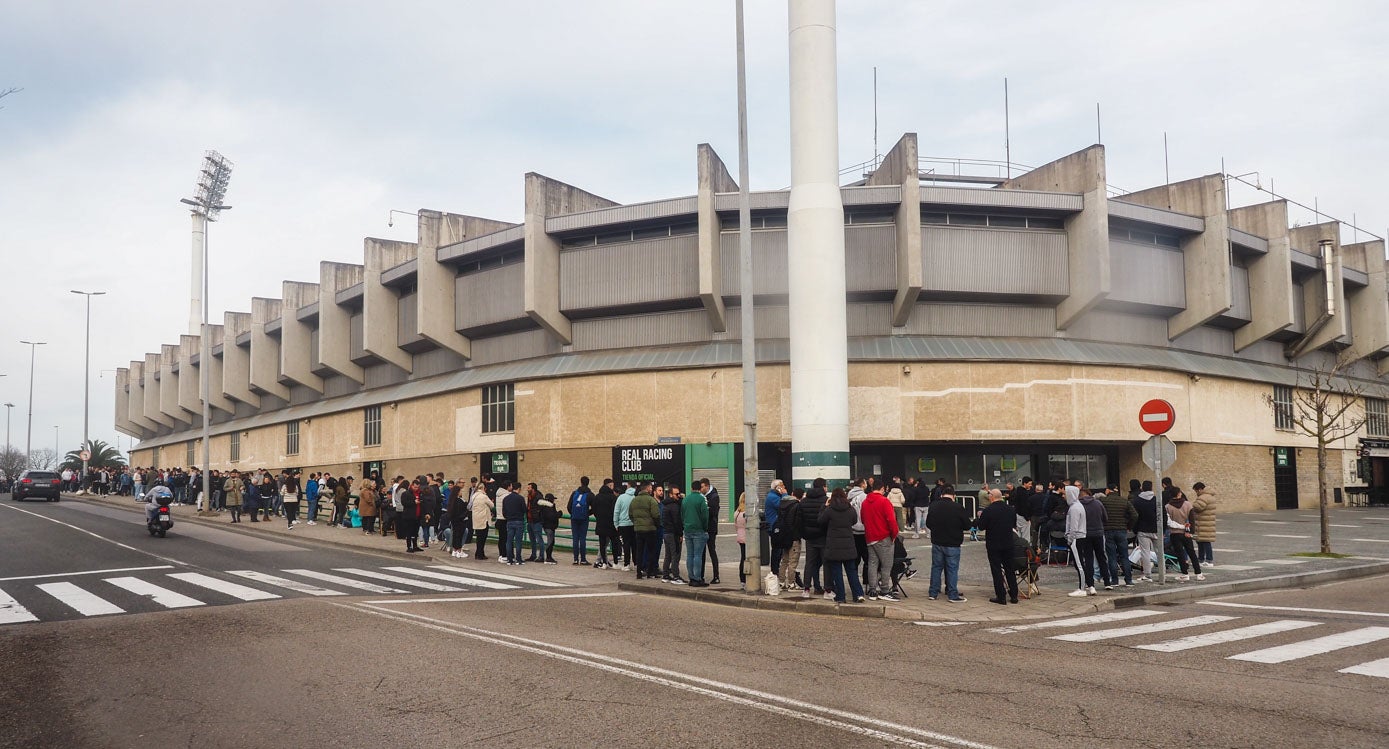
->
[73,290,104,490]
[200,211,212,512]
[735,0,761,593]
[787,0,850,488]
[21,341,45,464]
[189,212,206,337]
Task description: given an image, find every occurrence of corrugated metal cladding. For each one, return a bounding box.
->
[841,185,901,205]
[470,328,561,367]
[288,384,319,406]
[846,303,893,335]
[456,262,525,331]
[904,303,1057,338]
[544,196,697,233]
[1063,310,1169,348]
[1290,282,1307,334]
[919,186,1083,211]
[397,292,426,348]
[364,362,409,389]
[844,225,897,292]
[571,309,714,351]
[717,305,791,339]
[412,347,467,378]
[1241,339,1288,366]
[559,235,700,312]
[1106,200,1205,233]
[322,374,360,398]
[308,329,319,368]
[713,190,791,212]
[719,230,789,296]
[1229,264,1252,320]
[1171,326,1235,357]
[922,227,1068,296]
[1108,241,1186,309]
[349,312,365,359]
[438,226,525,263]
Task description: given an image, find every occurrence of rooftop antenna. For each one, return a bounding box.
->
[1163,132,1171,208]
[1004,77,1011,178]
[1096,102,1102,144]
[872,66,878,169]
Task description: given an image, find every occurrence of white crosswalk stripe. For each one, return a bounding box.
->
[0,588,40,623]
[333,568,462,592]
[225,571,345,596]
[427,566,568,588]
[169,573,281,601]
[105,576,205,609]
[382,566,519,590]
[1229,626,1389,664]
[35,582,125,616]
[1052,615,1237,643]
[1340,658,1389,679]
[1135,620,1321,652]
[282,569,408,594]
[988,610,1162,634]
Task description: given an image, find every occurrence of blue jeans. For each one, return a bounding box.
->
[307,495,319,521]
[529,522,545,559]
[929,545,963,600]
[506,520,526,562]
[826,559,864,602]
[1104,528,1132,584]
[571,518,590,561]
[685,531,708,582]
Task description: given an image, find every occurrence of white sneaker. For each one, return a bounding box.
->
[1069,589,1089,597]
[1195,573,1206,581]
[460,552,469,559]
[912,532,919,539]
[306,520,316,525]
[1122,581,1133,587]
[879,593,899,602]
[500,558,509,564]
[823,592,836,600]
[622,565,631,572]
[1086,587,1097,596]
[1136,576,1152,583]
[801,589,811,599]
[1177,574,1190,582]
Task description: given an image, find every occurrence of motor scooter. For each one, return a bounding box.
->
[147,495,174,537]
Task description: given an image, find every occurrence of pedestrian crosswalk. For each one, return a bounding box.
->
[0,564,567,626]
[985,609,1389,681]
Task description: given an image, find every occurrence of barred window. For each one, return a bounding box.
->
[364,405,382,447]
[483,383,515,434]
[230,432,240,462]
[1273,385,1295,431]
[1367,398,1389,437]
[286,421,300,456]
[186,441,195,466]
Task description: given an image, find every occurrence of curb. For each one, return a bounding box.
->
[617,581,892,618]
[1107,561,1389,608]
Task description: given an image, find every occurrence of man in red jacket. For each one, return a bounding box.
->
[861,486,900,602]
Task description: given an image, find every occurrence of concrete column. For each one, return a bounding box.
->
[143,353,174,428]
[250,297,291,400]
[113,367,143,439]
[1116,174,1232,338]
[176,335,201,416]
[362,238,416,372]
[202,325,236,414]
[865,132,922,326]
[126,361,159,433]
[280,281,324,392]
[416,210,517,357]
[159,344,193,425]
[222,311,260,408]
[317,261,365,383]
[189,211,205,337]
[1000,145,1110,329]
[1344,240,1389,366]
[1228,200,1295,350]
[787,0,850,486]
[697,144,737,332]
[524,172,619,344]
[1290,222,1346,356]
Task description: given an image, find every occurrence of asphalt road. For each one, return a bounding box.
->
[2,495,1387,748]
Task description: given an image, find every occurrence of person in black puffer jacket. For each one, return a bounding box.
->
[660,491,684,581]
[817,488,864,604]
[798,478,830,598]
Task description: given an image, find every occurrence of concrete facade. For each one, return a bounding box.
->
[200,324,236,415]
[362,239,416,372]
[159,344,193,426]
[221,311,259,408]
[865,133,922,326]
[415,210,517,357]
[249,297,291,400]
[523,172,619,344]
[1228,200,1296,351]
[280,281,324,392]
[316,261,365,383]
[176,335,201,416]
[697,144,736,331]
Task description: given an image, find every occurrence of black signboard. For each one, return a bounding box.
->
[612,444,686,489]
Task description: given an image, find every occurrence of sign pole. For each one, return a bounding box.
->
[1154,455,1165,586]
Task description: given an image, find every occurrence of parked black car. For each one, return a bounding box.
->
[12,470,61,501]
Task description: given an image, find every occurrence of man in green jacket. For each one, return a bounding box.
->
[629,482,662,580]
[1098,484,1137,589]
[682,485,710,587]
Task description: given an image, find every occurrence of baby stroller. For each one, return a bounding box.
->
[890,537,918,599]
[1013,535,1041,599]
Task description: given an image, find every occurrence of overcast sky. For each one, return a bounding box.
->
[2,0,1386,460]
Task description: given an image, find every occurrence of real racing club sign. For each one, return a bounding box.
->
[612,444,687,489]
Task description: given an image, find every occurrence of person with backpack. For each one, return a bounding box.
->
[774,489,803,591]
[798,478,830,599]
[567,477,593,566]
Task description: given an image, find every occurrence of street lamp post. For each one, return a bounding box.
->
[53,425,59,460]
[19,341,46,466]
[72,290,106,492]
[3,402,13,452]
[181,151,233,515]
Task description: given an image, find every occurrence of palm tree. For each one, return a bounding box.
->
[61,439,127,471]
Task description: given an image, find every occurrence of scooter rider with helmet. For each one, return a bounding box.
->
[143,481,174,524]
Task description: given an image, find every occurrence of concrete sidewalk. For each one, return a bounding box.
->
[70,492,1389,622]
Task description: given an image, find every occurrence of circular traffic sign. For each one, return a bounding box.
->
[79,449,91,461]
[1138,399,1176,435]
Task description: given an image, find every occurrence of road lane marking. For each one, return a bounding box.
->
[105,577,204,608]
[1251,521,1290,525]
[0,589,40,624]
[226,571,345,596]
[282,569,408,594]
[1340,658,1389,679]
[381,566,518,591]
[1230,626,1389,663]
[0,502,186,566]
[1328,524,1361,528]
[1350,538,1389,543]
[987,610,1162,634]
[344,602,999,749]
[35,582,125,616]
[426,565,566,588]
[0,565,175,582]
[169,573,281,601]
[1203,564,1258,571]
[366,592,634,605]
[1252,558,1309,564]
[1199,601,1389,619]
[333,568,461,592]
[1135,620,1320,652]
[1051,615,1237,642]
[912,621,968,627]
[1262,534,1310,539]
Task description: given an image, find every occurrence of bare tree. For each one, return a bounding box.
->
[0,87,20,109]
[0,447,25,483]
[1267,356,1366,554]
[27,448,58,472]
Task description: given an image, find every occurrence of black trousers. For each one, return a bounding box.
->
[596,528,617,564]
[496,521,508,557]
[618,527,637,566]
[361,515,376,534]
[635,531,659,575]
[986,546,1019,601]
[704,534,719,579]
[474,527,490,557]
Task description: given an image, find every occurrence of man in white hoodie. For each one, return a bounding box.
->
[614,485,637,571]
[1064,485,1092,597]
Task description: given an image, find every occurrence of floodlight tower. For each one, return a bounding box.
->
[180,151,233,503]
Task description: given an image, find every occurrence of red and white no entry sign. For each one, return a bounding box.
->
[1138,399,1176,435]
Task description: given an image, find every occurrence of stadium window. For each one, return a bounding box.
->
[482,383,515,434]
[1273,385,1295,431]
[230,432,240,463]
[286,421,300,456]
[364,405,382,447]
[186,441,195,466]
[1367,398,1389,438]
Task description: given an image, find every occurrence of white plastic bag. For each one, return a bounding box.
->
[763,571,781,596]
